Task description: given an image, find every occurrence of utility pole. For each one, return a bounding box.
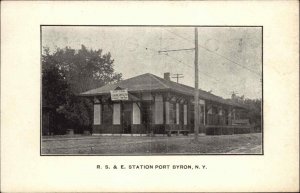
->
[157,28,201,140]
[194,27,199,140]
[171,73,184,83]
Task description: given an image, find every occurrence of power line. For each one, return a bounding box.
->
[144,45,215,80]
[197,44,261,76]
[163,28,194,45]
[140,44,220,83]
[158,48,194,53]
[145,44,250,90]
[163,28,261,76]
[144,43,259,94]
[137,41,251,96]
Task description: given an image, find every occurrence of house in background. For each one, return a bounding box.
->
[80,73,253,135]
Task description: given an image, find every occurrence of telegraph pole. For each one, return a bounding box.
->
[171,73,184,83]
[157,28,201,140]
[194,27,199,140]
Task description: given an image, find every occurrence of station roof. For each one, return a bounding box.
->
[80,73,246,109]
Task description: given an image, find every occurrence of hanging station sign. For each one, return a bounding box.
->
[110,89,128,101]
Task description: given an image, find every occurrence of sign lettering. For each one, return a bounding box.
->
[110,90,128,101]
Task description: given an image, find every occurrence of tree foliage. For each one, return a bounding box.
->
[231,94,262,129]
[42,45,122,134]
[243,98,262,128]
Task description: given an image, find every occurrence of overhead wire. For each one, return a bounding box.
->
[163,28,262,76]
[133,32,254,93]
[137,43,219,84]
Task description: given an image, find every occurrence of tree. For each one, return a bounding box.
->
[230,93,262,131]
[42,45,122,134]
[42,60,70,135]
[243,98,262,131]
[42,64,69,108]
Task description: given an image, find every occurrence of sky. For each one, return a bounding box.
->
[42,26,262,99]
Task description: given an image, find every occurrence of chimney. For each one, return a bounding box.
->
[164,72,170,81]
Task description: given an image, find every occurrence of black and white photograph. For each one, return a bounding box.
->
[41,26,263,155]
[2,1,299,192]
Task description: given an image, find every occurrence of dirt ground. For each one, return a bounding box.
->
[41,133,262,155]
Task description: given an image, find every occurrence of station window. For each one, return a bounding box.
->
[169,102,176,124]
[102,104,113,125]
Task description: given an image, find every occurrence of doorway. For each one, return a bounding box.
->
[140,102,152,133]
[122,103,132,134]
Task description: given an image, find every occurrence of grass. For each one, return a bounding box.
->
[41,133,262,155]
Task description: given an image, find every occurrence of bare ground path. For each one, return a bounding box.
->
[42,133,262,155]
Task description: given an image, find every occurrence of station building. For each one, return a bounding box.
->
[80,73,250,135]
